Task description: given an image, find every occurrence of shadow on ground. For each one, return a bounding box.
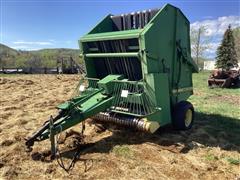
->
[58,112,240,161]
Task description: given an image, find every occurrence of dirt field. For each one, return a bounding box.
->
[0,74,239,180]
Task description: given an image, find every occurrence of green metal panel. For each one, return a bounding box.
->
[80,29,141,42]
[98,74,123,94]
[140,4,197,107]
[88,15,114,34]
[83,52,139,58]
[144,73,171,125]
[78,3,198,123]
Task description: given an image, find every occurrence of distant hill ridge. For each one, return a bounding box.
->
[0,43,20,56]
[0,43,82,68]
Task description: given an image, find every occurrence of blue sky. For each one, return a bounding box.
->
[1,0,240,58]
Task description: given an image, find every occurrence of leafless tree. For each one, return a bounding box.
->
[26,55,43,68]
[191,26,211,65]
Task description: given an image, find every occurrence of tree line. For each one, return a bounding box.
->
[0,46,82,68]
[191,26,239,70]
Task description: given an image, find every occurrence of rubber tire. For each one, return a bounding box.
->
[172,101,194,130]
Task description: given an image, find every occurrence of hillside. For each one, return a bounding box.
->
[0,44,20,57]
[0,43,82,68]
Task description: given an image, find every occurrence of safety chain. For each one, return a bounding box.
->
[56,121,86,173]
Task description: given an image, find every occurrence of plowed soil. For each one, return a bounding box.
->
[0,75,239,180]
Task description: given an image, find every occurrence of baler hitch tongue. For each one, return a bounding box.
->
[25,78,116,156]
[25,111,64,149]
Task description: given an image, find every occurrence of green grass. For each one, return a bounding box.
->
[0,74,19,77]
[112,145,134,158]
[226,157,240,165]
[204,154,240,165]
[189,72,240,118]
[189,72,240,146]
[205,153,218,161]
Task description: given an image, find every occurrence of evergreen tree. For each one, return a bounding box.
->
[215,25,238,70]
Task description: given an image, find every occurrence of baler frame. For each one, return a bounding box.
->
[26,4,198,159]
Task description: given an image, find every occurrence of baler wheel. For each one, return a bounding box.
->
[172,101,194,130]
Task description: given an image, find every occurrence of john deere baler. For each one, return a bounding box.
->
[26,4,198,156]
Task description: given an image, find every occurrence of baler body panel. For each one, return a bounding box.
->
[79,4,197,126]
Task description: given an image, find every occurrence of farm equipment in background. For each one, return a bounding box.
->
[0,56,85,74]
[208,69,240,88]
[57,56,85,74]
[26,4,198,158]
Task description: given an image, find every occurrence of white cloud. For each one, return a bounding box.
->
[191,16,240,36]
[11,46,40,51]
[65,40,72,44]
[9,39,75,51]
[13,40,54,45]
[191,16,240,58]
[11,46,28,49]
[206,42,220,54]
[48,39,56,42]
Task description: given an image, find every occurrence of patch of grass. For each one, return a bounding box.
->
[226,157,240,165]
[191,72,240,118]
[190,72,240,118]
[0,74,18,77]
[189,72,240,146]
[205,154,218,161]
[192,72,240,96]
[198,113,240,146]
[112,145,134,159]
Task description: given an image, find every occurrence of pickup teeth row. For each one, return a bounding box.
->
[92,112,147,132]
